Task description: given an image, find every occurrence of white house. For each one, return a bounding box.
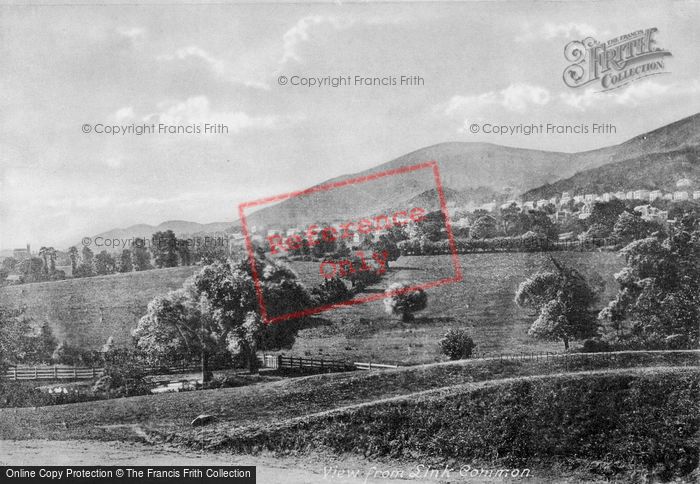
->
[649,190,662,201]
[633,190,650,200]
[694,191,700,200]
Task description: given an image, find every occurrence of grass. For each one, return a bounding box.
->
[283,251,624,364]
[0,252,623,363]
[0,266,200,348]
[0,350,695,443]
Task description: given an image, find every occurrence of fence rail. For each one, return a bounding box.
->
[4,365,104,381]
[262,355,398,372]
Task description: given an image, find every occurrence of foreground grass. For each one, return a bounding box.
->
[0,351,696,443]
[196,368,698,482]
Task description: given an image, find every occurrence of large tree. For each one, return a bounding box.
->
[515,258,599,349]
[135,256,310,381]
[151,230,179,268]
[599,216,700,347]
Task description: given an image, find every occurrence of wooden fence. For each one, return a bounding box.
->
[261,355,398,372]
[4,365,104,381]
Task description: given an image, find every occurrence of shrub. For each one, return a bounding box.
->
[439,329,476,360]
[310,277,351,306]
[383,282,427,322]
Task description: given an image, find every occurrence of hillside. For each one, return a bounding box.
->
[522,147,700,200]
[0,266,200,348]
[245,113,700,228]
[80,220,234,250]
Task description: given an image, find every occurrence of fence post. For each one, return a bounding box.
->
[12,366,17,381]
[74,367,77,378]
[34,366,38,379]
[54,366,58,379]
[92,367,96,378]
[277,355,281,369]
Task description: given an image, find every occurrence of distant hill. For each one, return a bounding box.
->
[77,220,233,251]
[245,113,700,229]
[522,147,700,201]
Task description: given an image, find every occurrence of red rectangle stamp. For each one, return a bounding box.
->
[238,161,462,324]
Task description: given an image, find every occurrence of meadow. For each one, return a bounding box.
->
[285,251,624,364]
[0,266,200,348]
[0,252,624,364]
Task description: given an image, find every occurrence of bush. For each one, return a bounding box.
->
[310,277,352,306]
[579,338,612,353]
[383,282,427,322]
[439,329,476,360]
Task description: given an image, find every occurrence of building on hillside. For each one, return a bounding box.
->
[663,193,674,200]
[626,191,635,200]
[600,193,614,202]
[676,178,692,188]
[536,199,548,208]
[614,191,626,200]
[633,190,650,200]
[649,190,662,201]
[522,201,535,210]
[12,244,30,261]
[634,205,668,223]
[673,191,689,201]
[694,191,700,200]
[573,195,584,203]
[584,193,598,202]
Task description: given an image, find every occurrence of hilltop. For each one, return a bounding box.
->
[245,113,700,228]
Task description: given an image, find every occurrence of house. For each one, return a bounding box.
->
[634,205,668,223]
[663,193,674,200]
[600,193,614,202]
[548,196,559,206]
[12,244,31,260]
[536,199,549,208]
[573,195,584,203]
[584,193,598,202]
[614,191,626,200]
[649,190,662,201]
[694,191,700,200]
[673,191,689,201]
[522,201,535,210]
[633,190,650,200]
[626,191,635,200]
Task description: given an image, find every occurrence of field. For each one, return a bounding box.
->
[284,252,624,364]
[0,266,200,348]
[0,252,624,362]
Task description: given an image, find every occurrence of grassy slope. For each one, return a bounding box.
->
[1,351,696,443]
[0,252,623,362]
[0,266,200,348]
[284,252,623,364]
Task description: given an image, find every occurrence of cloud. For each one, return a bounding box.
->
[116,96,284,133]
[516,22,599,42]
[445,83,551,116]
[158,46,268,89]
[281,15,351,64]
[560,80,700,111]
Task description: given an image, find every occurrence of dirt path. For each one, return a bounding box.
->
[0,440,414,484]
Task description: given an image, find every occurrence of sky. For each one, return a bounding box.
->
[1,0,699,250]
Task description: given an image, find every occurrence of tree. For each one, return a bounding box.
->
[383,282,428,322]
[439,329,476,360]
[131,240,152,271]
[18,257,45,282]
[118,249,133,273]
[151,230,179,268]
[470,216,497,239]
[134,286,220,382]
[135,256,310,380]
[587,200,627,232]
[515,258,598,349]
[373,235,400,266]
[39,247,50,276]
[94,251,116,275]
[67,247,79,273]
[611,211,660,245]
[74,246,95,277]
[599,217,700,347]
[310,277,351,306]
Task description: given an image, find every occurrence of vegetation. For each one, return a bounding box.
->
[599,215,700,349]
[439,328,476,360]
[217,370,699,482]
[515,258,599,349]
[383,282,428,322]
